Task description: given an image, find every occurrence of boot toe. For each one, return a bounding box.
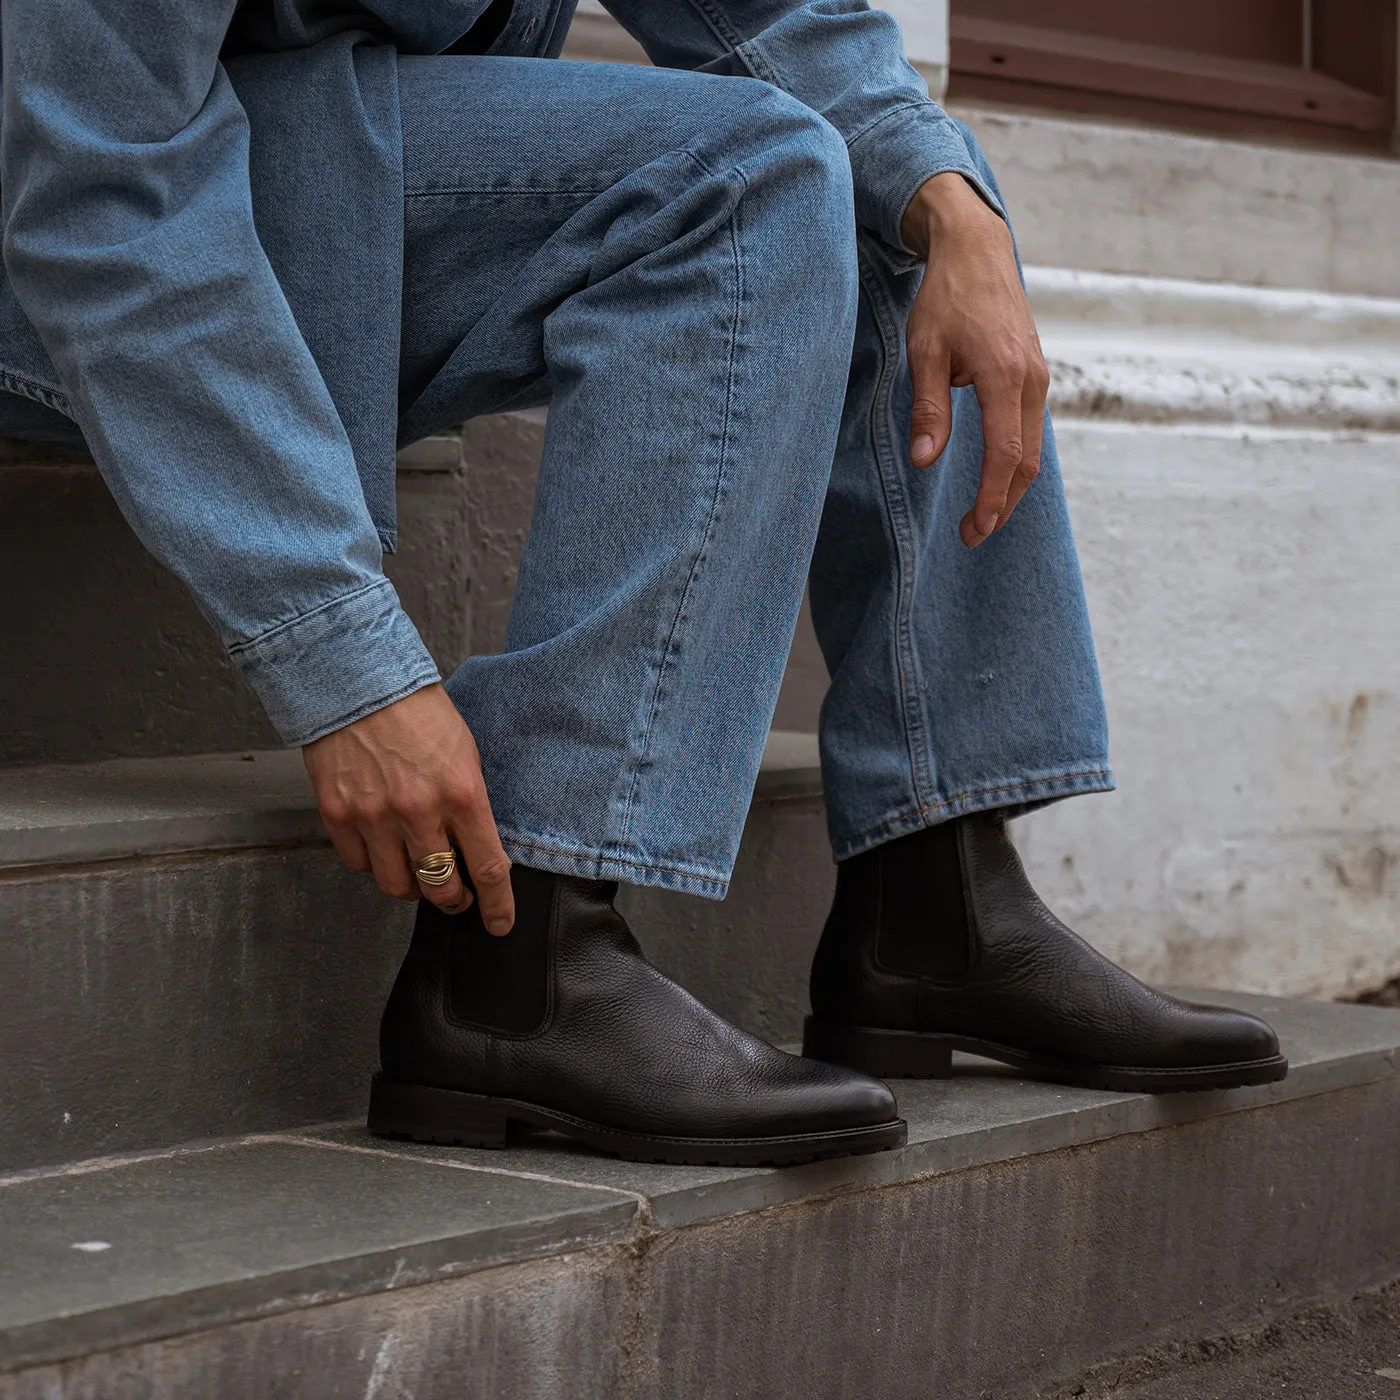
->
[790,1059,899,1131]
[1186,1003,1282,1065]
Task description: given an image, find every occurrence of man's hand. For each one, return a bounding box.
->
[901,172,1049,548]
[303,684,515,933]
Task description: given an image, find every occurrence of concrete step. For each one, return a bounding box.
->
[0,734,832,1173]
[1,994,1396,1399]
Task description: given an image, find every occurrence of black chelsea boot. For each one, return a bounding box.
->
[803,810,1288,1093]
[370,864,906,1165]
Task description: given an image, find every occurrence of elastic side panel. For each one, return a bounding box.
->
[874,821,972,981]
[447,866,556,1034]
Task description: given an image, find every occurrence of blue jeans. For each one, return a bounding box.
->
[397,55,1113,900]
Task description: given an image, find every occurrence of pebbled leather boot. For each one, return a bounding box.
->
[803,810,1288,1092]
[370,864,906,1166]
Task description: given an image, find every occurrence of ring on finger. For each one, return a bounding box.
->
[414,851,457,887]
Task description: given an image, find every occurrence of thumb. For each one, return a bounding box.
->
[909,343,953,469]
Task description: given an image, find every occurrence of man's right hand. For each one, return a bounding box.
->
[302,684,516,934]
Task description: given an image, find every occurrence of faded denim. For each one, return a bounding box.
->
[0,0,990,745]
[397,59,1113,897]
[0,0,1112,899]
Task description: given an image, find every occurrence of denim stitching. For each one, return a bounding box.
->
[832,768,1116,857]
[226,576,395,657]
[498,833,731,893]
[857,243,936,813]
[614,162,748,855]
[404,187,610,199]
[0,368,71,414]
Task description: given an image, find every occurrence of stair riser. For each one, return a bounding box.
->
[0,455,471,766]
[5,1080,1396,1400]
[0,798,832,1173]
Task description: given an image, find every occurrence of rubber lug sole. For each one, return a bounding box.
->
[366,1074,908,1167]
[802,1018,1290,1094]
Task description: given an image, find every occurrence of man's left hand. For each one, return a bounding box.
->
[900,172,1049,548]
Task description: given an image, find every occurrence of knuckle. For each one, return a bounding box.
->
[345,796,382,826]
[992,436,1024,465]
[473,854,513,888]
[393,787,436,827]
[910,396,947,424]
[448,775,483,810]
[994,347,1027,379]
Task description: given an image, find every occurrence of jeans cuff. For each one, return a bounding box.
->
[496,829,733,901]
[829,766,1117,863]
[228,577,441,746]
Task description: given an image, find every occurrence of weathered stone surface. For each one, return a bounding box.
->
[3,996,1397,1399]
[1020,421,1400,1002]
[0,1139,636,1374]
[628,1077,1400,1400]
[3,1251,630,1400]
[951,101,1400,300]
[0,741,830,1172]
[0,448,469,766]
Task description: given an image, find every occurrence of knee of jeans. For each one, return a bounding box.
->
[746,89,858,279]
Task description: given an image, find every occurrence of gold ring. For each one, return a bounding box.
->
[414,851,457,887]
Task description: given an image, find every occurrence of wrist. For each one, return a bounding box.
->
[901,171,1000,261]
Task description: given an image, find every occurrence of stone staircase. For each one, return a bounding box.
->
[3,721,1399,1397]
[4,379,1399,1393]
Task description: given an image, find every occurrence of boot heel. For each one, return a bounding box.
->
[367,1074,511,1147]
[803,1018,955,1079]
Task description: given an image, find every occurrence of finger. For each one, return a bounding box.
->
[963,365,1024,546]
[323,817,372,874]
[997,363,1048,530]
[908,339,953,469]
[449,792,515,937]
[364,824,419,902]
[406,829,473,915]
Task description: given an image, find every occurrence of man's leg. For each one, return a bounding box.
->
[802,126,1286,1093]
[397,55,857,899]
[371,54,904,1165]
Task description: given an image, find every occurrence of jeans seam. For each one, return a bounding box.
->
[857,243,936,813]
[404,187,609,199]
[613,166,748,854]
[0,368,71,415]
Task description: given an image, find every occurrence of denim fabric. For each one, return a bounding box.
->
[0,0,988,749]
[395,59,1112,899]
[810,124,1114,861]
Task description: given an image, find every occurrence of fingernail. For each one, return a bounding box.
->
[912,434,935,461]
[488,919,512,937]
[982,513,1000,537]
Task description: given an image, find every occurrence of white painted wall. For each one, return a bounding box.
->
[560,6,1400,1000]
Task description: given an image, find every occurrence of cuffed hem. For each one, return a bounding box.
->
[227,577,441,747]
[847,100,1005,264]
[829,765,1116,863]
[496,828,732,902]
